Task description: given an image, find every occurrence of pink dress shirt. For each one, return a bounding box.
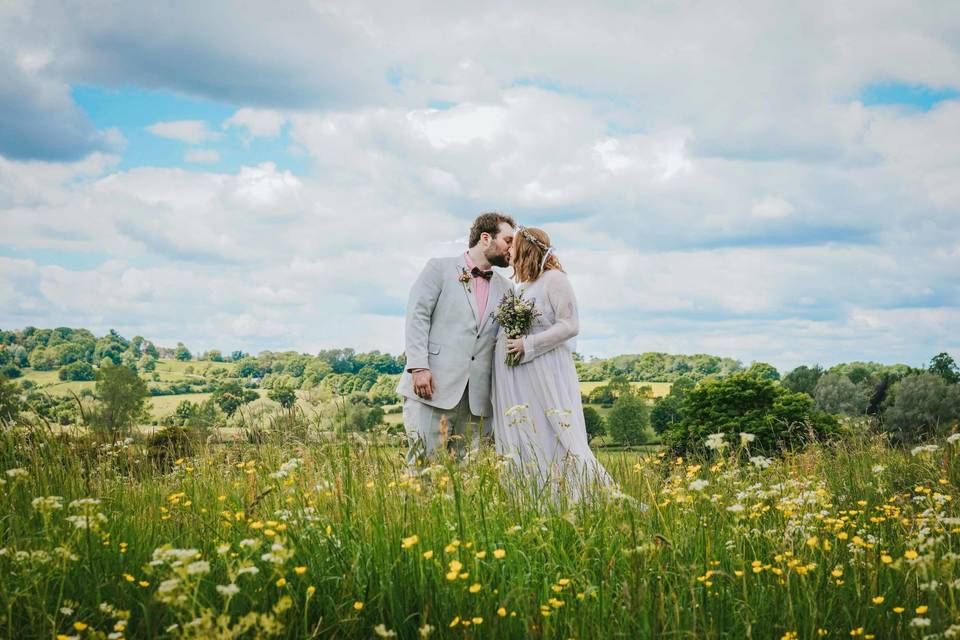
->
[463,252,490,321]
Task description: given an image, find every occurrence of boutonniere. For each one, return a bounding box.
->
[458,267,472,291]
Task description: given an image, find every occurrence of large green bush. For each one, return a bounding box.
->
[665,372,838,455]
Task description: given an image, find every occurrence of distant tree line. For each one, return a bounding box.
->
[575,352,744,382]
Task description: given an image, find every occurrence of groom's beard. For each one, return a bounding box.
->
[487,252,509,268]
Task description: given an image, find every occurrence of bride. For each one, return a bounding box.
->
[491,225,616,502]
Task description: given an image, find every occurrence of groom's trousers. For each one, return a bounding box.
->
[402,383,491,471]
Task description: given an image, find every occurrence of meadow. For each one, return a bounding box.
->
[1,425,958,639]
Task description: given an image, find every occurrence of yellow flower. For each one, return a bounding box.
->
[904,550,918,560]
[422,550,434,559]
[73,622,89,631]
[402,534,419,549]
[448,560,463,573]
[138,580,150,587]
[307,586,316,596]
[276,577,287,587]
[475,551,487,559]
[493,549,506,559]
[850,628,863,637]
[497,607,507,617]
[469,583,482,593]
[123,573,135,582]
[449,616,460,628]
[354,601,364,611]
[892,607,905,614]
[872,596,884,604]
[880,554,892,564]
[295,566,307,575]
[471,617,483,625]
[915,605,928,614]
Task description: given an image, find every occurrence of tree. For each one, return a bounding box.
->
[0,375,20,424]
[746,362,780,381]
[138,355,157,372]
[668,372,838,455]
[928,352,960,385]
[58,361,95,381]
[882,372,960,444]
[268,384,297,410]
[650,377,694,434]
[781,365,824,396]
[813,373,872,416]
[1,364,21,379]
[174,342,192,361]
[606,388,650,446]
[92,363,149,438]
[212,381,259,417]
[583,406,605,442]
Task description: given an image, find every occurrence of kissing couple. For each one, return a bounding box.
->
[395,212,617,501]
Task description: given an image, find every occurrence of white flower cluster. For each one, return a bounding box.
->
[150,546,201,568]
[911,444,940,457]
[270,457,303,480]
[688,479,709,492]
[5,467,28,479]
[948,433,960,445]
[749,456,772,469]
[31,496,64,511]
[705,433,727,450]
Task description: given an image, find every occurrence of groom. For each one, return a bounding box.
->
[396,212,515,469]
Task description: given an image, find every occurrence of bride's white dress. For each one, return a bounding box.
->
[491,269,615,501]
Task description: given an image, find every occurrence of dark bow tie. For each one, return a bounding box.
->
[470,266,493,280]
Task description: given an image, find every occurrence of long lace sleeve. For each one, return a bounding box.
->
[520,271,579,363]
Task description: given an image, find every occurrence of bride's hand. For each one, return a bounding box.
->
[506,337,525,358]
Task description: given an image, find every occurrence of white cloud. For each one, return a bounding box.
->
[2,2,960,369]
[223,108,286,138]
[146,120,220,144]
[185,149,220,163]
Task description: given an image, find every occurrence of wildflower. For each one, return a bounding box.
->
[373,624,397,638]
[419,623,435,638]
[872,596,884,604]
[307,586,316,596]
[450,616,461,628]
[871,464,886,474]
[705,433,727,450]
[469,583,482,593]
[401,534,419,549]
[688,479,709,492]
[493,549,506,559]
[497,607,507,617]
[216,583,240,597]
[475,550,486,559]
[276,577,287,587]
[727,504,745,513]
[915,605,928,614]
[948,433,960,445]
[73,622,88,631]
[5,468,28,479]
[216,543,230,555]
[354,601,364,611]
[749,456,772,469]
[911,444,939,456]
[910,618,931,628]
[892,607,905,614]
[270,458,302,480]
[295,566,307,575]
[422,550,434,559]
[32,496,64,511]
[880,554,892,564]
[186,560,210,575]
[904,550,918,560]
[471,617,483,625]
[739,432,755,446]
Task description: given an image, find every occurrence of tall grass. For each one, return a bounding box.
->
[0,423,958,638]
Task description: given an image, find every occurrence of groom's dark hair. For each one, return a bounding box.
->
[469,212,515,247]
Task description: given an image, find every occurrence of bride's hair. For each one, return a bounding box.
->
[511,226,564,282]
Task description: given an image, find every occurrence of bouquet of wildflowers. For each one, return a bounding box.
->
[493,289,540,366]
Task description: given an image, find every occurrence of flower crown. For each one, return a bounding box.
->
[516,224,557,272]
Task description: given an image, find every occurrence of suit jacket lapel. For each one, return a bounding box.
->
[456,258,480,328]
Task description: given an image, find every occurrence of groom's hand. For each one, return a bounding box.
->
[412,369,436,400]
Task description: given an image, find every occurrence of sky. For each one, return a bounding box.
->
[1,1,959,372]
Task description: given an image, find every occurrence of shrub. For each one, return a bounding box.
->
[146,426,196,470]
[58,360,95,381]
[666,372,838,456]
[583,406,605,442]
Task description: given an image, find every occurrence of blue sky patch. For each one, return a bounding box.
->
[860,82,959,111]
[71,86,308,175]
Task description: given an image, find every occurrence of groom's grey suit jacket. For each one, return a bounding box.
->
[396,255,512,417]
